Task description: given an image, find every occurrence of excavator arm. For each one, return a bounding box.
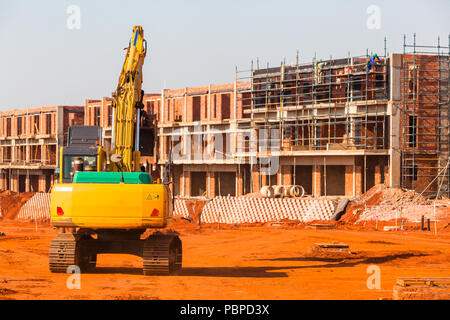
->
[112,25,147,172]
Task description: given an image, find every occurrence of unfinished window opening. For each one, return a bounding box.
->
[4,146,11,162]
[45,173,52,192]
[215,172,236,196]
[242,165,251,195]
[30,175,39,192]
[294,165,313,195]
[313,124,322,149]
[108,105,113,127]
[408,65,418,99]
[139,129,155,156]
[268,172,278,186]
[221,94,231,120]
[325,165,346,196]
[6,118,11,136]
[408,115,417,148]
[17,117,22,135]
[354,120,362,148]
[18,175,26,193]
[193,97,201,121]
[46,114,52,134]
[49,145,57,165]
[95,107,100,126]
[31,145,41,162]
[191,171,206,197]
[352,79,362,101]
[34,115,40,134]
[412,165,418,181]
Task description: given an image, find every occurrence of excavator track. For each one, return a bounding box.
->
[49,234,80,273]
[143,234,182,275]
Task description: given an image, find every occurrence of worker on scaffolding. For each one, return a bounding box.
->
[365,53,381,73]
[314,59,328,84]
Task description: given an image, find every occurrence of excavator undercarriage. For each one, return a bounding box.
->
[49,229,182,275]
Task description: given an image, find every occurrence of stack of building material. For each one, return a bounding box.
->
[174,198,190,218]
[17,193,51,222]
[356,204,447,222]
[194,196,335,224]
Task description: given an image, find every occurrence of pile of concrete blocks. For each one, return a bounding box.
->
[198,196,335,224]
[174,198,190,218]
[17,192,51,222]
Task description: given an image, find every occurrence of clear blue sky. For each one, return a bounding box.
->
[0,0,449,109]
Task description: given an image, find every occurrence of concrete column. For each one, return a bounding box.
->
[282,165,292,185]
[183,170,191,197]
[207,171,216,198]
[312,164,322,197]
[355,165,363,196]
[207,85,212,121]
[201,95,208,121]
[41,144,48,165]
[251,165,260,193]
[38,174,46,192]
[25,171,30,192]
[374,163,382,185]
[384,164,390,187]
[236,167,244,196]
[11,141,16,163]
[261,172,269,187]
[41,113,47,135]
[186,96,193,123]
[12,171,19,192]
[25,145,31,163]
[216,94,222,120]
[345,165,354,197]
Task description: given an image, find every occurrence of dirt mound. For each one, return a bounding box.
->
[184,199,208,224]
[340,185,433,224]
[380,188,431,206]
[0,192,35,220]
[340,185,385,223]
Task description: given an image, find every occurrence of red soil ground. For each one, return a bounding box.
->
[0,218,449,300]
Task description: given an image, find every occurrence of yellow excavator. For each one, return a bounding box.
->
[49,26,182,275]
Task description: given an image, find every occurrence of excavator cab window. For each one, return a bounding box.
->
[63,155,97,180]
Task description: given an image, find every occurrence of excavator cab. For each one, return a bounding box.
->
[59,126,106,183]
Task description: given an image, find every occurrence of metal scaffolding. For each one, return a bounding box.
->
[401,34,450,197]
[235,49,390,154]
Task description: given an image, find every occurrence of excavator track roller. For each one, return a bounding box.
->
[143,234,182,275]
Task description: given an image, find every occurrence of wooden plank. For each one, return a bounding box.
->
[313,242,349,249]
[397,277,450,287]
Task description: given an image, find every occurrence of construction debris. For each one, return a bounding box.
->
[306,223,336,230]
[307,242,353,258]
[393,278,450,300]
[340,184,450,223]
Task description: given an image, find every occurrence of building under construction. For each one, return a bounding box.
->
[152,39,450,199]
[0,106,84,192]
[1,37,449,199]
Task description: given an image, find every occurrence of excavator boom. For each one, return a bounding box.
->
[112,25,146,172]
